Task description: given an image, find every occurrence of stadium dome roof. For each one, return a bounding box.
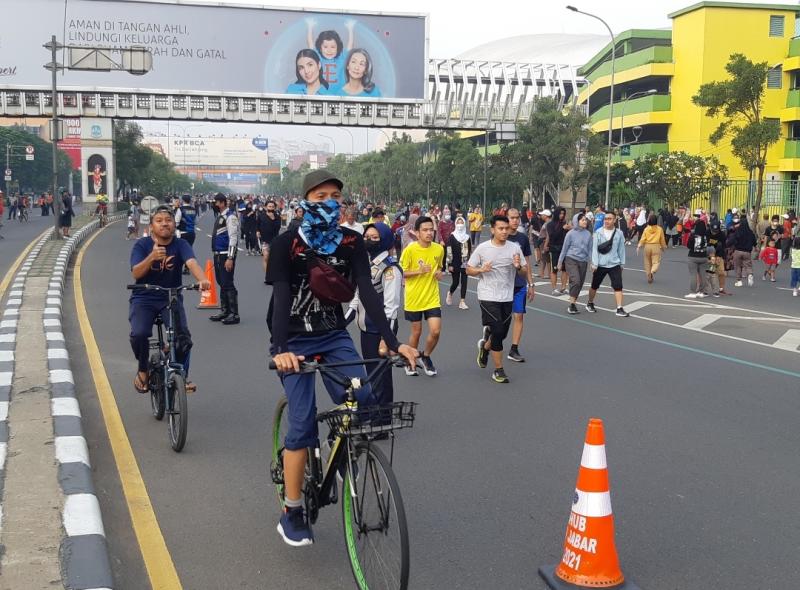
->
[456,33,608,68]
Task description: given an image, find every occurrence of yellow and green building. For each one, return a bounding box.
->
[579,1,800,186]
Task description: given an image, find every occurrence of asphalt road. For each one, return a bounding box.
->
[0,208,59,279]
[64,215,800,589]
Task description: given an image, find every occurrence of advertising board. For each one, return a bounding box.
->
[0,0,427,101]
[143,135,270,168]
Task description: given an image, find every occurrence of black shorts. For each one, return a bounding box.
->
[549,248,562,271]
[590,265,623,291]
[404,307,442,322]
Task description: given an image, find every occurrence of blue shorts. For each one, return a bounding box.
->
[278,330,373,451]
[512,286,527,314]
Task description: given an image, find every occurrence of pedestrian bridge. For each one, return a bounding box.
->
[0,59,582,129]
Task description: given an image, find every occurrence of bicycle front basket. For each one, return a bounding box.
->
[319,401,417,436]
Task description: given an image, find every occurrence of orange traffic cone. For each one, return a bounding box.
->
[197,259,220,309]
[539,418,639,589]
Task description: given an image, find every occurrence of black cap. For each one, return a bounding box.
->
[213,192,227,203]
[302,169,343,197]
[372,208,385,217]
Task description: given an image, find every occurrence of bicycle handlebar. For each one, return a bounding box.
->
[127,284,200,292]
[268,355,407,373]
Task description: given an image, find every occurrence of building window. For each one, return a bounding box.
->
[770,15,785,37]
[767,66,782,89]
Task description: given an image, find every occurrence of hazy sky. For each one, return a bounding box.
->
[137,0,778,154]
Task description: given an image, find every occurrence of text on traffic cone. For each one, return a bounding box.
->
[197,259,220,309]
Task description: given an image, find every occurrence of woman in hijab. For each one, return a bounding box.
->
[400,213,419,250]
[346,223,402,406]
[686,219,711,298]
[445,216,472,310]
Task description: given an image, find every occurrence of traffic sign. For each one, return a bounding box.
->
[4,168,11,181]
[25,145,34,154]
[4,176,10,182]
[140,195,160,215]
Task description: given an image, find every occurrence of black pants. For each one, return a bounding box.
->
[213,253,237,297]
[245,230,258,252]
[479,300,513,352]
[781,237,791,260]
[128,298,192,375]
[359,323,398,407]
[470,230,481,247]
[449,268,468,298]
[182,232,196,247]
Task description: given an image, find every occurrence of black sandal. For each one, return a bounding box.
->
[133,372,148,394]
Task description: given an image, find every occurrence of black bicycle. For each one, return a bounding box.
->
[127,283,198,452]
[270,356,417,590]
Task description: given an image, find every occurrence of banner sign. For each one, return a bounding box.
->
[1,0,427,101]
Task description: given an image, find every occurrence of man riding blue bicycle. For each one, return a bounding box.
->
[266,170,417,547]
[129,205,210,394]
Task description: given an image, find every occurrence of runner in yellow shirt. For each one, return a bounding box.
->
[400,216,445,376]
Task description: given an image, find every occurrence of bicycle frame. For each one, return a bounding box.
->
[151,292,186,413]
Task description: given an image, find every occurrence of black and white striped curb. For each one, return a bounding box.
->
[46,219,124,590]
[0,231,52,530]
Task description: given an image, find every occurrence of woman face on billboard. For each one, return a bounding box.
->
[343,48,377,95]
[297,53,322,85]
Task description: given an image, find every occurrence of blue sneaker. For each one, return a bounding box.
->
[277,506,314,547]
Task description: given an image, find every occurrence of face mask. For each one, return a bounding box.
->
[300,198,343,254]
[365,240,383,257]
[444,214,451,221]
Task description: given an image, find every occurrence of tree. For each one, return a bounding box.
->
[627,151,728,210]
[692,53,781,227]
[0,126,72,194]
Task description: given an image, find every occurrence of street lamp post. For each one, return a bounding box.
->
[567,6,615,210]
[339,128,355,156]
[618,89,657,160]
[318,133,336,155]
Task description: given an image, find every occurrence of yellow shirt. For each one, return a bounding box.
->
[400,241,445,312]
[468,213,484,232]
[638,225,666,248]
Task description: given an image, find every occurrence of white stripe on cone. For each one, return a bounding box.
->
[572,489,613,518]
[580,443,608,470]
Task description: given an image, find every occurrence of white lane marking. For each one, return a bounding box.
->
[773,330,800,351]
[54,436,90,467]
[580,443,607,470]
[49,369,74,384]
[0,351,12,362]
[52,398,81,417]
[0,401,8,422]
[48,348,69,360]
[63,494,105,537]
[621,301,651,313]
[683,314,722,330]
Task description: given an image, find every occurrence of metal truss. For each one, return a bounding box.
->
[0,59,583,129]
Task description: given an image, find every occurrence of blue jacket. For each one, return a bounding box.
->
[591,228,626,268]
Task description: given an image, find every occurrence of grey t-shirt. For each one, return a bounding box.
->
[467,239,526,302]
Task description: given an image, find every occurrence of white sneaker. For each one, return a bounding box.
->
[734,280,743,287]
[684,293,697,299]
[747,274,754,287]
[793,289,798,297]
[696,293,708,299]
[445,292,452,306]
[458,301,469,310]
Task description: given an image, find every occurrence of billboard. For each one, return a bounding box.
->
[143,135,271,167]
[0,0,427,101]
[57,118,82,170]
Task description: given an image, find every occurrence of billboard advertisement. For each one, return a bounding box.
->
[143,135,271,168]
[0,0,427,101]
[57,118,82,170]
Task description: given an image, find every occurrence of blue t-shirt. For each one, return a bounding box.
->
[337,85,382,98]
[508,231,532,289]
[320,55,348,87]
[129,237,196,302]
[285,82,333,96]
[594,212,605,232]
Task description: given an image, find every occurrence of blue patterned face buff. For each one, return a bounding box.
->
[300,198,343,254]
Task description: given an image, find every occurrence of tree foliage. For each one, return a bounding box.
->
[626,151,728,210]
[0,126,73,194]
[692,53,781,224]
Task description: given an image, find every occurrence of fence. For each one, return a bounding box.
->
[605,179,800,217]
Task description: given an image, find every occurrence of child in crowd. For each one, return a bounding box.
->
[791,237,800,296]
[759,238,779,282]
[706,245,721,297]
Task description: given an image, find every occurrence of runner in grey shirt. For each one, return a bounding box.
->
[467,215,527,384]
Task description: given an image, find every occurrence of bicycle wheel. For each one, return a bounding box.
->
[271,396,289,509]
[342,442,409,590]
[167,373,188,452]
[148,355,165,421]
